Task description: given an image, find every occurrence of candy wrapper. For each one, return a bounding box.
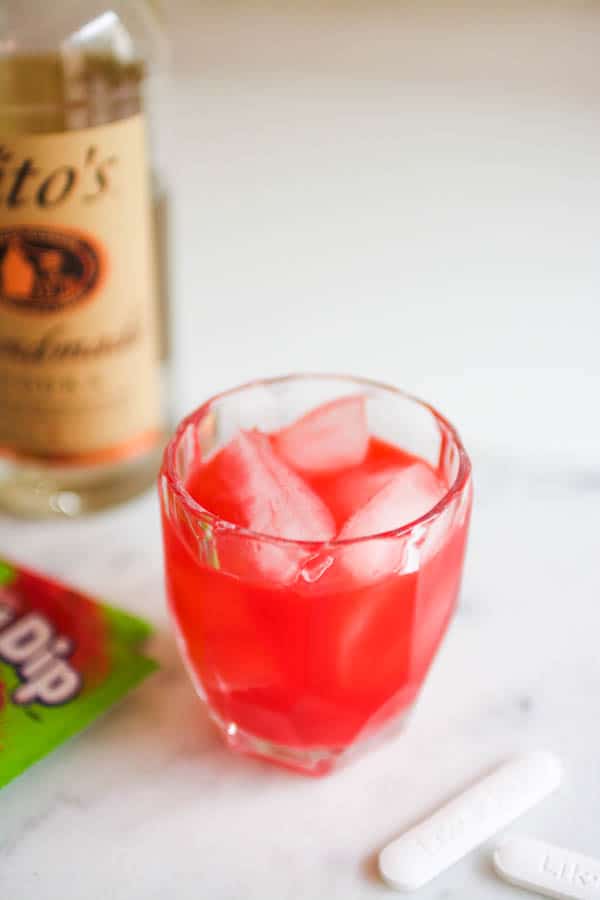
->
[0,558,157,790]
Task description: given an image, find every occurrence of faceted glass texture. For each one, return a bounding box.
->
[160,375,472,775]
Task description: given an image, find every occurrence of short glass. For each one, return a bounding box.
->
[159,375,472,775]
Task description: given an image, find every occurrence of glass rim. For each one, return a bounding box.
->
[161,373,472,547]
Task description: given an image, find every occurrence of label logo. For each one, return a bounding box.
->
[0,226,103,314]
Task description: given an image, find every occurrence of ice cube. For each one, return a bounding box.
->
[273,395,368,474]
[338,463,446,581]
[340,463,445,540]
[204,430,336,582]
[319,465,404,528]
[228,430,335,540]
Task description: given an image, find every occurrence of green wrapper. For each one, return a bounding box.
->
[0,558,157,790]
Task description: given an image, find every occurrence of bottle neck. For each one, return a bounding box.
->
[0,2,164,135]
[0,49,145,133]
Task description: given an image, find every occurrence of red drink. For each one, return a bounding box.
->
[160,377,472,774]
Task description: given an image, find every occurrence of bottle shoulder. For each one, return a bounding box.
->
[0,1,163,67]
[0,1,165,131]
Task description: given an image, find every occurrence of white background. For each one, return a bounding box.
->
[162,0,600,468]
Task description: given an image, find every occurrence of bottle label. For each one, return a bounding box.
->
[0,114,161,463]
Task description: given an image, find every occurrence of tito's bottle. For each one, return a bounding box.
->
[0,1,169,516]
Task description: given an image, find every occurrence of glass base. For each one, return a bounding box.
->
[0,440,165,518]
[209,707,414,776]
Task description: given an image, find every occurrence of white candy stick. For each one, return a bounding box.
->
[378,751,562,891]
[494,837,600,900]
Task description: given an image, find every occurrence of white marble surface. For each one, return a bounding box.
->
[1,453,600,899]
[2,3,600,898]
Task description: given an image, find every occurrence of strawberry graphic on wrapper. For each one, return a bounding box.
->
[0,582,16,717]
[0,558,157,791]
[0,582,21,717]
[7,566,110,689]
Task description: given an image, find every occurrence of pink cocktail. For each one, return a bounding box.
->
[160,375,472,774]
